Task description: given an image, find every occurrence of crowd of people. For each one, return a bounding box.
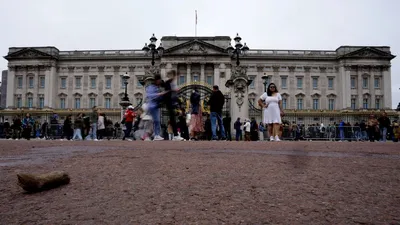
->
[0,73,399,142]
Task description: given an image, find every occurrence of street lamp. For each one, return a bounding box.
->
[121,72,130,102]
[262,75,269,92]
[142,34,164,66]
[227,33,249,66]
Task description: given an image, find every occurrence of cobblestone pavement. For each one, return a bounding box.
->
[0,140,399,224]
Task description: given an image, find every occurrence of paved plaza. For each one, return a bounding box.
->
[0,140,399,224]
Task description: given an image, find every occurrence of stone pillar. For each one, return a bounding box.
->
[357,66,363,109]
[200,63,205,82]
[226,65,249,133]
[44,65,56,108]
[186,63,191,84]
[368,66,375,109]
[213,63,219,87]
[6,66,15,108]
[340,65,351,109]
[382,65,392,109]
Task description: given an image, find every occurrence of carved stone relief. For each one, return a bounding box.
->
[187,43,207,54]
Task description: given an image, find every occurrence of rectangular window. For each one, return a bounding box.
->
[17,97,22,108]
[39,77,45,88]
[281,77,287,89]
[193,75,199,82]
[374,78,380,88]
[351,98,356,109]
[17,77,23,88]
[249,76,255,89]
[297,99,303,110]
[312,77,318,89]
[90,77,96,88]
[297,77,303,89]
[328,78,334,89]
[39,97,44,108]
[178,75,186,86]
[27,97,33,108]
[60,98,66,109]
[105,98,111,109]
[375,99,380,109]
[363,98,369,109]
[351,77,356,89]
[106,77,112,89]
[89,98,96,108]
[61,78,66,89]
[136,77,143,87]
[28,77,34,88]
[328,99,335,110]
[136,98,141,105]
[206,75,213,85]
[282,98,287,109]
[75,77,81,88]
[313,99,319,110]
[362,77,368,89]
[75,98,81,109]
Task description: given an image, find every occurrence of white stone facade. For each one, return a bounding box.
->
[3,36,396,117]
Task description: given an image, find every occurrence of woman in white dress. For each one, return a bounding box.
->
[258,83,285,141]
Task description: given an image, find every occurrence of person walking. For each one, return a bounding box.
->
[147,74,168,141]
[22,113,34,140]
[258,83,284,142]
[122,106,136,141]
[62,115,73,140]
[163,70,184,141]
[86,106,99,141]
[243,119,251,141]
[378,112,391,142]
[209,85,226,140]
[234,117,242,141]
[189,87,204,140]
[97,113,106,140]
[72,113,83,140]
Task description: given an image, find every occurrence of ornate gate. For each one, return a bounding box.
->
[160,82,231,126]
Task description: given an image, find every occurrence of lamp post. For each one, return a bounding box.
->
[121,72,130,102]
[227,33,249,66]
[119,72,131,120]
[142,34,164,66]
[262,75,269,92]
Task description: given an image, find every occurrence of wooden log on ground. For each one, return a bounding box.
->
[17,171,70,193]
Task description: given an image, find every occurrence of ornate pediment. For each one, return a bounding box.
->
[5,48,58,60]
[88,92,98,97]
[164,40,226,55]
[58,92,68,97]
[338,47,395,60]
[103,92,113,97]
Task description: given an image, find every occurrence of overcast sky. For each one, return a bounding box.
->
[0,0,399,108]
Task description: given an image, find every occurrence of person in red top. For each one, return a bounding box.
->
[123,105,136,141]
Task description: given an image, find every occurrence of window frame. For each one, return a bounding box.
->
[296,77,303,89]
[60,77,67,89]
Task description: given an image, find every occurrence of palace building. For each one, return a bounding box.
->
[1,34,398,125]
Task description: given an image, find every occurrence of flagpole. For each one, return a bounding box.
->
[195,10,197,37]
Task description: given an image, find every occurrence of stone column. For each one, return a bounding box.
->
[340,65,351,109]
[357,66,363,109]
[382,65,392,109]
[213,63,220,87]
[186,63,191,84]
[6,66,15,108]
[44,65,54,108]
[200,63,205,82]
[368,66,375,109]
[225,65,249,134]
